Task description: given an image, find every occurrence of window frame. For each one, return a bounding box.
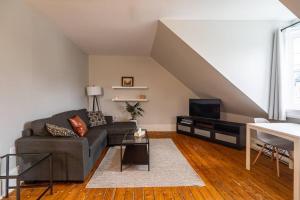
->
[285,28,300,118]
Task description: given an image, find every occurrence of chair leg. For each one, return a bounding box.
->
[271,146,275,161]
[253,144,266,165]
[275,147,280,177]
[288,151,294,169]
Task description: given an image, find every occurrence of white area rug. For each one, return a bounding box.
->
[86,139,204,188]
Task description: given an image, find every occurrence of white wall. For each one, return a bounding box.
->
[151,21,267,117]
[0,0,88,156]
[161,20,288,113]
[89,56,198,131]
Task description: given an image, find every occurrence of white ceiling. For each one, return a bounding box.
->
[26,0,296,55]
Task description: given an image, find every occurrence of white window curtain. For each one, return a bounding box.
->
[268,29,289,120]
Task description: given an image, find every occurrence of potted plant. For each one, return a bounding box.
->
[125,102,144,123]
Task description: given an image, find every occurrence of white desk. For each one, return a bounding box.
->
[246,123,300,200]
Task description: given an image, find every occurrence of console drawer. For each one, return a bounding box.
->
[177,116,245,149]
[215,132,237,144]
[178,125,191,133]
[194,128,211,138]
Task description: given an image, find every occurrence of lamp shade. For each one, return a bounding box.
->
[86,86,102,96]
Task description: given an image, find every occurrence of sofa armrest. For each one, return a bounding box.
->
[22,129,33,137]
[15,136,90,181]
[105,116,113,124]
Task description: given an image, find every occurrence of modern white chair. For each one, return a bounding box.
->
[253,118,293,177]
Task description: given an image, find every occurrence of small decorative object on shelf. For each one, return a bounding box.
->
[122,76,134,87]
[125,101,144,120]
[112,86,148,89]
[138,94,146,99]
[134,128,146,137]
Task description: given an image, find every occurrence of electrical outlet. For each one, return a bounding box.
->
[9,146,15,154]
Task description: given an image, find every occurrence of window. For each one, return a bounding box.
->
[286,29,300,111]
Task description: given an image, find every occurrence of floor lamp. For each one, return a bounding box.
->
[87,86,102,112]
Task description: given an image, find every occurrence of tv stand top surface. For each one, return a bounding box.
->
[177,115,246,126]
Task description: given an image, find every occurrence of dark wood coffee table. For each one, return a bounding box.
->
[120,130,149,172]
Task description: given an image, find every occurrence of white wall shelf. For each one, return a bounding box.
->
[112,98,148,102]
[112,86,148,89]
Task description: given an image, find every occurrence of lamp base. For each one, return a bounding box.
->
[92,96,101,112]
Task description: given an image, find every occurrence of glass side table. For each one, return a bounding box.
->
[0,153,53,200]
[121,130,150,172]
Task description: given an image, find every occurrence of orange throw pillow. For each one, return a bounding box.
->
[68,115,88,137]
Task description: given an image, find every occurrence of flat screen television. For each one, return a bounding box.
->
[189,99,221,119]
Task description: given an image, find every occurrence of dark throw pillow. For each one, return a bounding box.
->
[46,123,78,138]
[68,115,88,137]
[87,111,107,127]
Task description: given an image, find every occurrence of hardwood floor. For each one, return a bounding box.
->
[4,132,293,200]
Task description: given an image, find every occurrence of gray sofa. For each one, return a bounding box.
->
[15,109,136,182]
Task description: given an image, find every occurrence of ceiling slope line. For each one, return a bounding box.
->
[158,19,270,114]
[151,20,267,117]
[279,0,300,19]
[26,0,296,55]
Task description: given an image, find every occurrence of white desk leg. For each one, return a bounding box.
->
[294,139,300,200]
[246,125,251,170]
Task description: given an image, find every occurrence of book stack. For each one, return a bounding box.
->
[180,119,193,125]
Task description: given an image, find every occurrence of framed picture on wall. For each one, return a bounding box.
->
[122,76,134,87]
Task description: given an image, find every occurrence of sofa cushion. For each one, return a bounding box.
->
[46,123,78,138]
[69,115,88,137]
[49,110,78,130]
[30,109,89,137]
[104,116,113,124]
[76,109,89,125]
[106,122,136,135]
[87,111,106,127]
[85,127,107,157]
[31,118,52,136]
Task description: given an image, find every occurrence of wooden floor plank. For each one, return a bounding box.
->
[190,186,214,200]
[188,186,205,200]
[153,187,164,200]
[143,187,155,200]
[178,186,195,200]
[124,188,134,200]
[114,188,126,200]
[3,132,293,200]
[170,187,184,200]
[161,187,173,200]
[133,188,143,200]
[104,188,116,200]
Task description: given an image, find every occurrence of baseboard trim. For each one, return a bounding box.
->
[138,124,176,131]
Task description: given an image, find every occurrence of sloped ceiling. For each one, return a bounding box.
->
[161,20,288,113]
[151,21,267,117]
[24,0,298,117]
[280,0,300,18]
[26,0,295,55]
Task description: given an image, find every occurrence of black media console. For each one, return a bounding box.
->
[176,116,246,149]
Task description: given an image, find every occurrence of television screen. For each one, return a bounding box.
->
[189,99,221,119]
